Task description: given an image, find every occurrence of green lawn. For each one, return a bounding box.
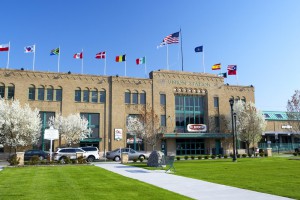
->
[131,157,300,199]
[0,165,191,200]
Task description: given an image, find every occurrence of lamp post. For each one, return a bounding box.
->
[233,112,237,157]
[229,99,237,162]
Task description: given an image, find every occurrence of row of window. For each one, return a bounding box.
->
[125,91,146,104]
[29,88,62,101]
[75,90,106,103]
[0,86,15,99]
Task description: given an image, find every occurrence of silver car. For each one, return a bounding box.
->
[106,148,149,161]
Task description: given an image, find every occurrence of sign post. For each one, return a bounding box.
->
[44,127,59,162]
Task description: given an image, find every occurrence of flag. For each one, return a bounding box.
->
[162,31,180,44]
[0,44,9,51]
[212,63,221,70]
[227,65,237,75]
[218,72,227,78]
[95,51,106,59]
[136,57,146,65]
[157,41,166,48]
[195,46,203,52]
[115,54,126,62]
[73,52,83,59]
[50,48,59,55]
[24,45,35,53]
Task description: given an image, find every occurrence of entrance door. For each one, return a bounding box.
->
[215,139,221,155]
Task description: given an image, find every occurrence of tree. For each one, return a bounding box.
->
[0,98,42,152]
[127,105,164,151]
[49,113,91,146]
[287,90,300,136]
[231,100,266,154]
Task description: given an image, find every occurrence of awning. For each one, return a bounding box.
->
[163,133,232,138]
[80,138,102,143]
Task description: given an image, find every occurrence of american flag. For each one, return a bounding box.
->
[95,51,106,59]
[163,31,180,44]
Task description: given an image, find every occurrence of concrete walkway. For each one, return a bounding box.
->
[94,163,293,200]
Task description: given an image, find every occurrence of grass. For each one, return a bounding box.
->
[130,157,300,199]
[0,165,191,200]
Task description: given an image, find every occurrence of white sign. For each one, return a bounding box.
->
[187,124,207,132]
[282,125,292,129]
[114,129,123,140]
[44,128,59,140]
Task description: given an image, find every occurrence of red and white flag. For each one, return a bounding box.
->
[73,52,83,59]
[0,44,9,52]
[95,51,106,59]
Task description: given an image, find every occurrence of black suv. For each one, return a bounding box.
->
[24,150,49,161]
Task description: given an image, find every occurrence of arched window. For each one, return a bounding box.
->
[100,89,106,103]
[139,90,146,105]
[47,85,54,101]
[125,90,131,104]
[83,87,89,102]
[132,90,138,104]
[241,96,246,103]
[37,85,44,101]
[55,86,63,101]
[28,84,36,100]
[75,87,81,102]
[91,88,98,103]
[0,83,5,98]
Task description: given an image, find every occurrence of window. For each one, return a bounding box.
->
[55,89,62,101]
[161,115,166,127]
[80,113,100,138]
[125,91,131,104]
[47,88,53,101]
[214,97,219,108]
[0,85,5,98]
[100,90,106,103]
[83,90,89,102]
[40,111,55,150]
[214,116,220,132]
[140,92,146,104]
[28,87,35,100]
[91,91,98,103]
[7,86,15,99]
[132,92,138,104]
[275,114,283,119]
[176,139,205,155]
[160,94,166,105]
[241,97,246,102]
[38,88,44,101]
[75,90,81,102]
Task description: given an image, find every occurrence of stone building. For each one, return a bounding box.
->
[0,68,255,155]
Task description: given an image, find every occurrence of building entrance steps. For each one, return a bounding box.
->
[94,163,293,200]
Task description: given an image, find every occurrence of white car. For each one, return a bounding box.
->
[106,148,149,161]
[79,147,100,162]
[53,148,88,162]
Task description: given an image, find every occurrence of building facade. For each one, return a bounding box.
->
[0,68,255,155]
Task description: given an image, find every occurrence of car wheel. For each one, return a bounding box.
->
[139,155,145,160]
[114,156,120,161]
[59,157,66,164]
[87,156,95,162]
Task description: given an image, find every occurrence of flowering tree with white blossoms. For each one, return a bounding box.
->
[49,113,91,146]
[230,100,266,154]
[0,98,42,152]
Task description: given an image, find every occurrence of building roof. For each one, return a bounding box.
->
[262,111,288,121]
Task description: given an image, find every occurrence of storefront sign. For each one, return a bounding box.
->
[187,124,207,132]
[282,125,292,129]
[114,129,123,140]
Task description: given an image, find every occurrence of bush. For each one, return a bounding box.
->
[7,154,20,166]
[77,156,86,164]
[30,155,40,165]
[248,154,252,158]
[218,154,222,159]
[197,155,202,160]
[184,155,189,160]
[224,155,228,159]
[204,155,209,159]
[264,153,268,157]
[237,154,241,158]
[176,156,180,161]
[259,149,264,154]
[139,157,144,162]
[211,155,216,159]
[191,155,195,160]
[259,153,264,157]
[242,154,247,158]
[293,152,298,156]
[133,159,137,162]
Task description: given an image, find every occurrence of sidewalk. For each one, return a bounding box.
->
[94,163,293,200]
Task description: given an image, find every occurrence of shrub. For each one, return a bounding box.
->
[197,155,202,160]
[229,153,233,158]
[259,153,264,157]
[237,154,241,158]
[133,159,138,162]
[7,154,20,166]
[30,155,40,165]
[184,155,189,160]
[139,157,144,162]
[264,153,268,157]
[259,149,264,154]
[77,156,86,164]
[242,154,247,158]
[211,155,216,159]
[224,155,228,159]
[248,154,252,158]
[293,152,298,156]
[204,155,209,159]
[71,159,77,164]
[218,154,222,159]
[176,156,180,161]
[191,155,195,160]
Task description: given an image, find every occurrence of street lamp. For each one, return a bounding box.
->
[229,99,237,162]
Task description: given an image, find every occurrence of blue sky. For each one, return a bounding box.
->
[1,0,300,111]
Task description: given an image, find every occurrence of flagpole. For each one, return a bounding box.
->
[236,73,239,85]
[104,52,107,75]
[81,49,84,74]
[180,28,184,71]
[125,60,127,76]
[167,44,169,70]
[33,44,36,71]
[58,46,60,72]
[6,42,10,69]
[203,50,205,73]
[144,56,147,78]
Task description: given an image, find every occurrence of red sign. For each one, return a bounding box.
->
[187,124,207,132]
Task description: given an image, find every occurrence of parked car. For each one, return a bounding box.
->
[24,149,49,161]
[106,148,149,161]
[79,147,100,162]
[53,148,87,162]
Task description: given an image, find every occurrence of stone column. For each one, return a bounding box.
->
[16,152,24,166]
[266,148,272,157]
